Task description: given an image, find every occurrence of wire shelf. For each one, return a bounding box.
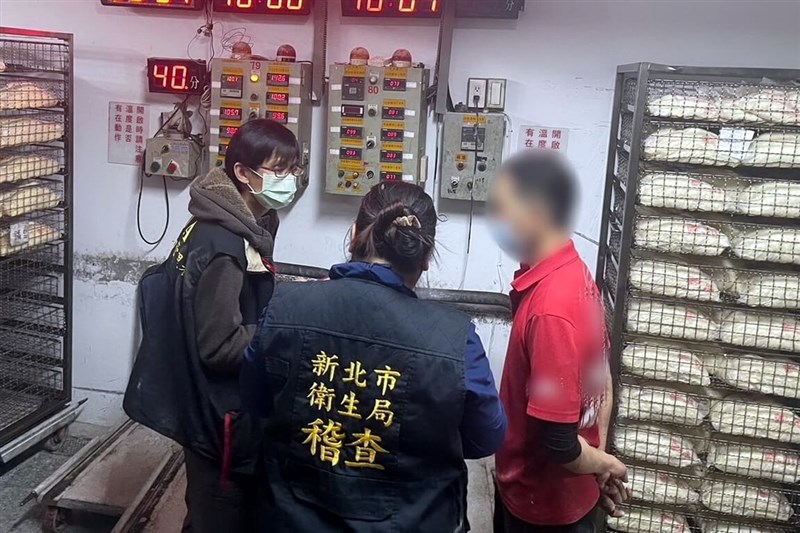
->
[0,36,70,73]
[0,209,64,259]
[0,145,64,185]
[0,77,65,112]
[0,110,65,149]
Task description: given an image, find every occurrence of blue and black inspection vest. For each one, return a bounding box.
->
[254,276,471,532]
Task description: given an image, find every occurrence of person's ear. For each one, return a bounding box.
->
[233,163,250,187]
[348,223,357,255]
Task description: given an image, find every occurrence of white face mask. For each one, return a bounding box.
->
[247,168,298,210]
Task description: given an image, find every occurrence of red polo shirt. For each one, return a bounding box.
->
[495,241,609,526]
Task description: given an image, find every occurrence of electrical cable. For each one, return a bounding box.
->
[136,171,170,246]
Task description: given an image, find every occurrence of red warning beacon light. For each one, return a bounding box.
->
[349,47,370,66]
[391,49,413,68]
[276,44,297,63]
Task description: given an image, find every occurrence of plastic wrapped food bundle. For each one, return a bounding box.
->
[0,221,59,257]
[614,425,701,468]
[733,181,800,219]
[630,259,721,302]
[708,354,800,400]
[608,509,690,533]
[620,386,708,426]
[635,218,730,256]
[0,117,64,148]
[622,343,710,386]
[627,466,700,505]
[700,481,794,522]
[736,272,800,309]
[647,94,721,121]
[740,133,800,168]
[0,182,60,218]
[707,444,800,484]
[0,153,61,184]
[702,521,785,533]
[627,300,719,342]
[719,311,800,352]
[739,88,800,126]
[0,82,59,110]
[709,398,800,444]
[643,128,734,166]
[638,172,727,212]
[730,227,800,265]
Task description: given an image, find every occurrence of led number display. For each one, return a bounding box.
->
[267,91,290,105]
[220,126,240,139]
[220,107,243,120]
[212,0,312,15]
[383,78,407,92]
[341,0,440,17]
[382,106,405,120]
[381,171,402,181]
[380,150,403,163]
[268,110,289,123]
[267,72,290,86]
[341,126,364,139]
[340,147,363,160]
[147,58,207,95]
[381,128,404,142]
[101,0,202,9]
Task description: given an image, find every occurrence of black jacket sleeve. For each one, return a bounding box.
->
[540,420,582,464]
[193,255,255,374]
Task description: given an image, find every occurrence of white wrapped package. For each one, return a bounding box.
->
[648,95,721,121]
[709,398,800,444]
[737,272,800,309]
[0,154,61,184]
[0,221,59,257]
[628,466,699,506]
[710,354,800,400]
[734,181,800,219]
[630,260,720,302]
[608,509,690,533]
[707,444,800,484]
[627,300,719,342]
[0,182,61,218]
[719,97,769,124]
[719,310,800,352]
[638,172,727,212]
[643,128,733,166]
[614,425,701,468]
[740,132,800,168]
[731,227,800,264]
[740,89,800,126]
[0,82,59,110]
[701,481,794,522]
[635,218,730,256]
[0,118,64,148]
[702,522,779,533]
[622,343,710,386]
[620,386,707,426]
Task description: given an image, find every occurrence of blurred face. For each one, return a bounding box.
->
[489,172,554,261]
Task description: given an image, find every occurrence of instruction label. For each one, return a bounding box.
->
[519,125,569,153]
[108,102,150,166]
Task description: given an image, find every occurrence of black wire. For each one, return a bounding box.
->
[136,170,170,246]
[466,100,481,254]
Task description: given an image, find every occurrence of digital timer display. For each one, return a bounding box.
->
[380,150,402,163]
[101,0,202,9]
[341,0,440,17]
[381,128,404,142]
[267,91,289,104]
[381,171,402,181]
[382,106,405,120]
[341,126,363,139]
[268,111,289,124]
[383,78,407,92]
[340,147,363,160]
[220,126,240,139]
[221,74,244,98]
[221,107,243,120]
[147,58,206,95]
[341,105,364,118]
[211,0,312,15]
[267,72,290,86]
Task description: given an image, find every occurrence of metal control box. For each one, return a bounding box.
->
[145,137,202,179]
[441,112,506,201]
[209,58,313,171]
[326,63,429,196]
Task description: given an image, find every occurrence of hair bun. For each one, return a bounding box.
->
[374,203,431,268]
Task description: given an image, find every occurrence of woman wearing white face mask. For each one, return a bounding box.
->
[124,119,304,533]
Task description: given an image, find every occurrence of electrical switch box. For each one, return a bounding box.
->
[440,112,506,202]
[326,63,430,196]
[209,57,313,174]
[145,137,202,179]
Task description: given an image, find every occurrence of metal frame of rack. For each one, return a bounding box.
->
[597,63,800,533]
[0,27,73,448]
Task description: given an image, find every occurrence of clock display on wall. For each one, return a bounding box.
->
[101,0,203,9]
[341,0,440,17]
[210,0,313,15]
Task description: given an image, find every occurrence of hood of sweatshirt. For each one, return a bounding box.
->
[188,167,275,260]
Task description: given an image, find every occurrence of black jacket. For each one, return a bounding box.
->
[124,168,275,474]
[250,276,471,532]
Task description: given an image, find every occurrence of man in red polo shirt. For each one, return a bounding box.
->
[489,151,629,532]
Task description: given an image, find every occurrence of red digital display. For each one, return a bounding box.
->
[267,73,290,86]
[220,126,240,139]
[269,111,289,124]
[341,0,440,17]
[381,172,402,181]
[212,0,312,15]
[147,58,206,95]
[381,128,403,142]
[382,106,405,120]
[380,150,402,162]
[221,107,243,120]
[102,0,202,9]
[341,126,363,139]
[267,91,289,104]
[383,78,407,91]
[340,147,363,160]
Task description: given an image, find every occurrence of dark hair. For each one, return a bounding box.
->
[224,119,300,191]
[351,182,437,277]
[502,150,577,228]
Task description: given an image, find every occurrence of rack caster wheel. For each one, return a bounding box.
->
[43,426,69,452]
[43,506,70,533]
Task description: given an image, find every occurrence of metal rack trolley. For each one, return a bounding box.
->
[597,63,800,532]
[0,27,74,456]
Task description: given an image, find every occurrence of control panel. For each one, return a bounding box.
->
[209,56,312,172]
[145,137,202,180]
[326,57,429,196]
[440,112,506,202]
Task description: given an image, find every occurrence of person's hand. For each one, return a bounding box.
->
[596,460,632,518]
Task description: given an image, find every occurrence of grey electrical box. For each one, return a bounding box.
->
[326,63,429,196]
[440,112,506,202]
[145,137,202,179]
